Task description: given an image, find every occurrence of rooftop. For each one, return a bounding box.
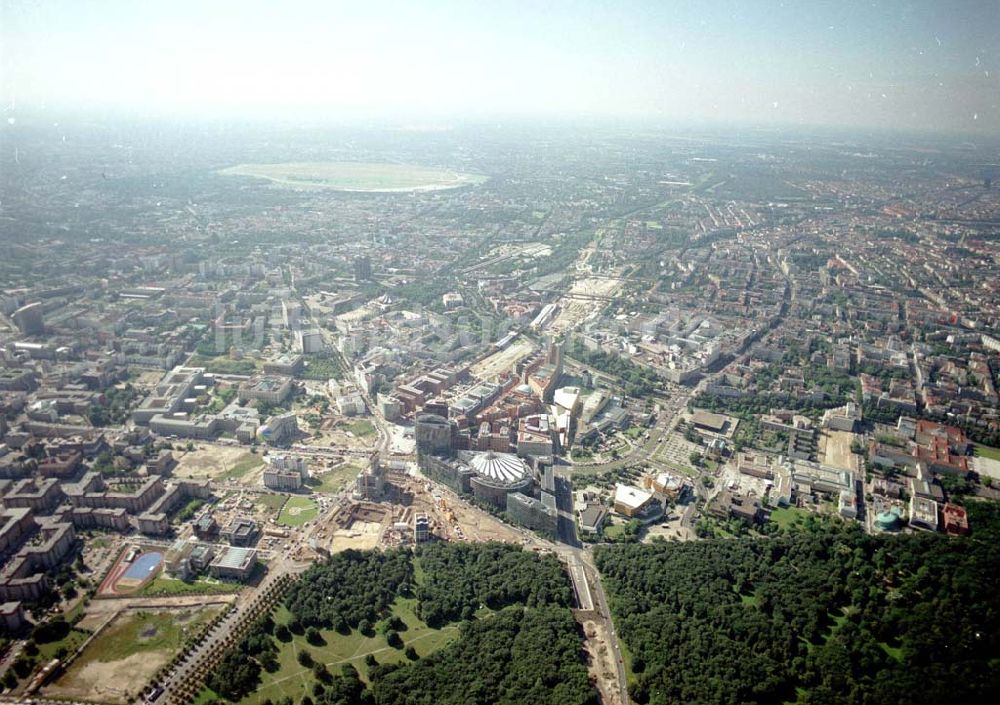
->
[458,450,531,485]
[615,484,654,510]
[691,410,727,431]
[211,546,256,570]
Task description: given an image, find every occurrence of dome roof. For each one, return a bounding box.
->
[458,450,529,485]
[875,511,901,529]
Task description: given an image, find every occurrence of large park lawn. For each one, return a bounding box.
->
[238,599,459,705]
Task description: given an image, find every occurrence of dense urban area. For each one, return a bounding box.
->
[0,120,999,705]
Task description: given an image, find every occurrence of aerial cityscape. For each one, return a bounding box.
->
[2,2,999,705]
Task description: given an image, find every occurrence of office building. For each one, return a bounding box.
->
[354,255,372,282]
[209,546,257,581]
[414,514,430,542]
[12,303,45,336]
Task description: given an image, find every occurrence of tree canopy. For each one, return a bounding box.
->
[373,607,595,705]
[207,543,587,705]
[413,541,574,627]
[284,548,413,630]
[595,520,1000,705]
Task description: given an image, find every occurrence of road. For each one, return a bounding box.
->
[551,543,629,705]
[151,557,308,705]
[584,556,630,705]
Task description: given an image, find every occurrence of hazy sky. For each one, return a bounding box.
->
[2,0,998,133]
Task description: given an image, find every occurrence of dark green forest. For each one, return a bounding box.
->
[206,544,592,705]
[595,522,1000,705]
[413,541,573,626]
[283,549,413,631]
[372,607,595,705]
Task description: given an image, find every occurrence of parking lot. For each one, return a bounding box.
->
[649,430,702,473]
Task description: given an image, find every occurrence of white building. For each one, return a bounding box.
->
[263,454,309,491]
[613,484,655,517]
[297,330,326,354]
[337,394,366,417]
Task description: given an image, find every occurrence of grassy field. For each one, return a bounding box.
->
[879,641,904,663]
[82,610,217,662]
[311,462,362,494]
[48,609,221,704]
[191,687,220,705]
[64,599,88,624]
[240,599,459,705]
[220,162,487,193]
[222,453,265,481]
[174,446,262,482]
[186,355,259,376]
[277,496,319,527]
[255,493,290,514]
[37,627,89,660]
[769,506,810,530]
[618,635,639,688]
[603,524,627,540]
[974,444,1000,461]
[136,575,242,597]
[342,419,376,437]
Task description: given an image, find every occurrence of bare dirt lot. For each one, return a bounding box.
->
[49,650,170,704]
[446,494,526,543]
[329,521,383,552]
[45,606,222,704]
[580,617,626,705]
[134,370,168,387]
[548,276,623,334]
[172,444,263,481]
[821,430,861,472]
[313,420,378,451]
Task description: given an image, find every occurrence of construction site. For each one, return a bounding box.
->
[308,463,527,556]
[469,338,537,380]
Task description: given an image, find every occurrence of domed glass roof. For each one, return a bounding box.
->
[457,450,529,484]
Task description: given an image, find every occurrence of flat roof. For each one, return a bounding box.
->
[212,546,256,569]
[692,410,727,431]
[615,484,654,509]
[653,472,683,490]
[579,504,607,527]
